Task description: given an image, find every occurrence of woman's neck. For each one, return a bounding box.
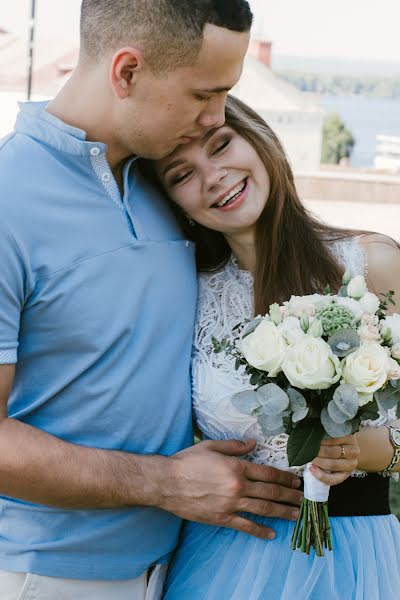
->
[224,230,256,273]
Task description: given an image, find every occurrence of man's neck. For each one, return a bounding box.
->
[46,69,130,174]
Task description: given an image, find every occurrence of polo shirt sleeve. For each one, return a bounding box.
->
[0,222,28,364]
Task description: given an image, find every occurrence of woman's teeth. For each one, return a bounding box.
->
[216,179,247,207]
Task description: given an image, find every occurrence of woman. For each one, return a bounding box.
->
[150,96,400,599]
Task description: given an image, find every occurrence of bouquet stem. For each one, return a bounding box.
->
[291,464,332,556]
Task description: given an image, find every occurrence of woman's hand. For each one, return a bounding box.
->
[310,435,360,486]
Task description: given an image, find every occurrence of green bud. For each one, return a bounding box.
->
[382,327,393,344]
[342,271,351,286]
[300,314,309,333]
[269,303,282,326]
[308,318,324,338]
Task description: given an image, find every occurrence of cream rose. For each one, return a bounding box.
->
[347,275,367,299]
[282,336,341,390]
[284,294,332,318]
[359,292,380,315]
[336,296,363,320]
[240,320,286,376]
[388,357,400,381]
[391,342,400,361]
[358,324,381,343]
[278,316,306,346]
[341,341,390,395]
[381,314,400,345]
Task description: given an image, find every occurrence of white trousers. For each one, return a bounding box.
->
[0,565,167,600]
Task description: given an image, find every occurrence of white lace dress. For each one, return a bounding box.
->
[163,237,400,600]
[192,237,394,475]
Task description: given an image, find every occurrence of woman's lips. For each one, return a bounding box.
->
[214,178,249,212]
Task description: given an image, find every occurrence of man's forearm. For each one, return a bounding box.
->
[0,417,171,509]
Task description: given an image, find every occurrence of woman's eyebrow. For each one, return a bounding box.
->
[162,130,222,176]
[163,159,186,177]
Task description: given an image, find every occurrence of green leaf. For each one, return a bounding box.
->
[231,390,260,416]
[235,358,241,371]
[321,407,353,438]
[328,384,359,423]
[287,420,325,467]
[256,383,290,415]
[250,373,262,386]
[242,317,264,339]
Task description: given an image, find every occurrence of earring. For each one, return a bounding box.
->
[185,214,196,227]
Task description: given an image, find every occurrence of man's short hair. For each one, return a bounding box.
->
[80,0,253,72]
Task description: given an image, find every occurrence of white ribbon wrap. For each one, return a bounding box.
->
[303,463,330,502]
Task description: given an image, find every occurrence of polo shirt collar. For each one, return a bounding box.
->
[15,101,137,168]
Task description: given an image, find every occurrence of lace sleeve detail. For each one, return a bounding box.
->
[331,237,398,479]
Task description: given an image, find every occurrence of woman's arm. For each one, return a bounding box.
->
[357,233,400,472]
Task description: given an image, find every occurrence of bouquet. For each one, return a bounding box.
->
[212,272,400,556]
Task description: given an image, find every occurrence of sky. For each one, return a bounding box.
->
[0,0,400,62]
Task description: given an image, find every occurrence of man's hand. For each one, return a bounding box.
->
[157,439,303,540]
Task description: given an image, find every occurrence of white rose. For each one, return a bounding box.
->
[240,320,287,376]
[342,341,390,395]
[282,336,341,390]
[388,357,400,381]
[361,314,379,327]
[336,296,363,320]
[285,294,333,318]
[278,316,306,346]
[359,292,380,315]
[381,314,400,345]
[358,324,381,343]
[347,275,367,299]
[391,342,400,361]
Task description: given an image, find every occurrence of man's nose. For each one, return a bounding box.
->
[198,95,226,129]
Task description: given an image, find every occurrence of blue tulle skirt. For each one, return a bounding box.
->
[163,514,400,600]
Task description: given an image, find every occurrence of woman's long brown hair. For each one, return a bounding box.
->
[141,95,363,316]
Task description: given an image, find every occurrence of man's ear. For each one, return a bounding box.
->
[110,47,145,99]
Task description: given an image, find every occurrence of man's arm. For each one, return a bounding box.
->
[0,364,303,539]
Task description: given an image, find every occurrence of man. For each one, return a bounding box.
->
[0,1,302,597]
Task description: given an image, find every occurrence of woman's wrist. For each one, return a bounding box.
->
[356,422,400,473]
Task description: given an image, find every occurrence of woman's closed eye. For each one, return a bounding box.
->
[212,138,231,155]
[171,170,193,185]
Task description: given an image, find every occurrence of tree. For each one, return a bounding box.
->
[321,113,355,165]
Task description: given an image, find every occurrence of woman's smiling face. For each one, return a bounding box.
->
[155,126,271,237]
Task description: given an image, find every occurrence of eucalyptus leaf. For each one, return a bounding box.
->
[242,317,264,339]
[287,387,307,411]
[359,399,380,422]
[257,383,289,415]
[231,390,260,416]
[258,413,285,436]
[287,419,325,467]
[292,407,309,423]
[375,386,400,411]
[321,407,353,437]
[328,329,360,357]
[327,384,359,423]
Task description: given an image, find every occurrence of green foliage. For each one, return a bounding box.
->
[391,479,400,519]
[321,113,355,165]
[287,419,325,466]
[277,70,400,99]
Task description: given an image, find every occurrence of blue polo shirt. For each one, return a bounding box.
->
[0,102,197,579]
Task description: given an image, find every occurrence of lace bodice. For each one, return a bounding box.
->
[192,237,394,476]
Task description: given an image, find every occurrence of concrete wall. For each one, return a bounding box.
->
[295,170,400,204]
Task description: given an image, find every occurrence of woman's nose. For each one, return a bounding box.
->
[204,164,228,190]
